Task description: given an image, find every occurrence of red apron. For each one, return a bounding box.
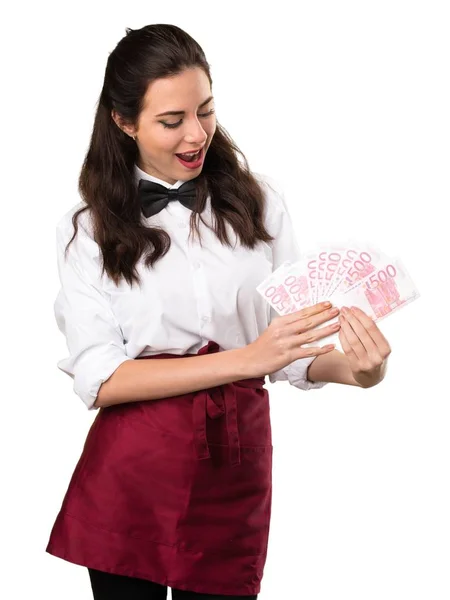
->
[46,341,273,596]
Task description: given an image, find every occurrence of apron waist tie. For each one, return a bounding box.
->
[136,341,265,468]
[192,341,265,467]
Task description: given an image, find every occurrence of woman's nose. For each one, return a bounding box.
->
[184,119,208,144]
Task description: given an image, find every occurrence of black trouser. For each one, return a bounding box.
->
[88,568,258,599]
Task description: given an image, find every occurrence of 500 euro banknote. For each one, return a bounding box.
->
[257,247,420,348]
[255,261,300,316]
[315,256,420,347]
[332,256,420,322]
[323,242,388,298]
[293,242,384,303]
[256,260,315,316]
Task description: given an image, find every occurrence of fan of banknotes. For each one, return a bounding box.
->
[256,241,420,349]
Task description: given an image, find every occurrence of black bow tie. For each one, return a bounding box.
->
[138,179,198,218]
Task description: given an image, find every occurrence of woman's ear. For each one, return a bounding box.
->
[111,110,136,138]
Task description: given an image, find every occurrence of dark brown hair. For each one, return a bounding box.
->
[66,24,275,286]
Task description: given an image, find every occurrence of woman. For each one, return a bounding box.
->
[46,24,391,600]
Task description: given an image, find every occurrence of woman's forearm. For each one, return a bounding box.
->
[307,349,388,388]
[307,349,362,386]
[95,347,254,408]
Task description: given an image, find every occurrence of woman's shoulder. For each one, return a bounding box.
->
[55,201,101,266]
[253,171,284,194]
[56,200,95,242]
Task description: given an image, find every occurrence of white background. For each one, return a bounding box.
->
[1,1,449,598]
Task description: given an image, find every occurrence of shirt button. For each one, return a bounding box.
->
[178,222,187,228]
[202,315,211,322]
[194,261,201,269]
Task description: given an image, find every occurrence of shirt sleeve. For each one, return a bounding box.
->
[54,212,133,410]
[261,175,327,391]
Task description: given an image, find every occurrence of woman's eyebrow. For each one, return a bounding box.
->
[155,96,214,117]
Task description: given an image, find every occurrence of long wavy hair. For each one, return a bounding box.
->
[66,23,276,287]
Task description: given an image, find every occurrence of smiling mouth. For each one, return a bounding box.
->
[175,148,204,162]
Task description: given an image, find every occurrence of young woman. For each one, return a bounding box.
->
[46,23,391,600]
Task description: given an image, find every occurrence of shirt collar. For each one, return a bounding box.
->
[134,164,185,190]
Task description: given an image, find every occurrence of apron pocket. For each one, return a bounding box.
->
[175,443,273,557]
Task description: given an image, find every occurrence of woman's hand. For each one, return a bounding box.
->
[338,306,391,388]
[245,302,341,378]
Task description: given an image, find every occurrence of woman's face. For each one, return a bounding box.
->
[115,67,217,185]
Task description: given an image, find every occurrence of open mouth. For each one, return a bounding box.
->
[175,148,203,162]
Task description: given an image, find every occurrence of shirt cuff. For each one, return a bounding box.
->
[269,356,328,390]
[70,355,134,411]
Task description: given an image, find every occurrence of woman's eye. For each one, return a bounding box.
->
[161,109,215,129]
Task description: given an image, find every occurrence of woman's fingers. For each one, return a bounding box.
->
[283,301,333,325]
[299,321,341,345]
[339,313,367,361]
[340,308,376,353]
[347,306,392,358]
[297,343,337,359]
[286,306,340,336]
[338,322,358,362]
[339,307,389,368]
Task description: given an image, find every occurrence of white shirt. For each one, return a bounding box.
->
[54,164,326,410]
